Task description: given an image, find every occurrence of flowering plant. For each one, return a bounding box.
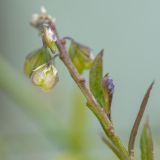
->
[24,7,154,160]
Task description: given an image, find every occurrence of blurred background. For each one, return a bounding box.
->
[0,0,160,159]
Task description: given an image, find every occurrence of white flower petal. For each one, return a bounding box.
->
[41,6,47,14]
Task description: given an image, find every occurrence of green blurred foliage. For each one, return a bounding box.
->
[140,120,154,160]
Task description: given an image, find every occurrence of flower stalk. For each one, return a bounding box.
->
[27,7,154,160]
[45,14,129,160]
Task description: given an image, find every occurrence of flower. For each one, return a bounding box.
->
[43,27,58,52]
[31,63,59,91]
[31,6,56,28]
[102,74,114,113]
[40,6,47,14]
[47,28,57,41]
[105,77,114,94]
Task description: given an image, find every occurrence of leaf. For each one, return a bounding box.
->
[128,81,154,156]
[89,50,107,108]
[24,47,51,77]
[140,119,154,160]
[69,40,93,74]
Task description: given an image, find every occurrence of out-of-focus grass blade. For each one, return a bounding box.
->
[69,89,87,151]
[55,152,92,160]
[128,82,154,156]
[140,119,154,160]
[0,54,67,146]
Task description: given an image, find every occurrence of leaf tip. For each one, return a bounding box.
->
[99,49,104,56]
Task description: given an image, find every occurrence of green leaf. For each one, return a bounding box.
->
[89,50,107,108]
[69,40,93,74]
[140,119,154,160]
[24,47,52,77]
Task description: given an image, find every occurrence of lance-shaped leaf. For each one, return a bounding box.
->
[89,50,108,108]
[140,120,154,160]
[69,39,93,74]
[24,47,51,77]
[128,81,154,156]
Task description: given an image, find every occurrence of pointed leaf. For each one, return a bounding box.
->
[128,81,154,156]
[140,120,154,160]
[89,50,106,108]
[69,40,93,74]
[24,47,51,77]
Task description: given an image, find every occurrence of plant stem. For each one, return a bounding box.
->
[102,135,127,160]
[46,20,129,159]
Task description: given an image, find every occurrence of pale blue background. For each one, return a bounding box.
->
[0,0,160,159]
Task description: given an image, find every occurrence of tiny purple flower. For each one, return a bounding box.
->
[104,75,114,94]
[47,28,57,42]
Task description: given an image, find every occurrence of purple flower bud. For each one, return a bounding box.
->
[104,75,114,94]
[102,74,114,119]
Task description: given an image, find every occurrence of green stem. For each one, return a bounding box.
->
[42,19,129,159]
[102,135,127,160]
[55,32,128,159]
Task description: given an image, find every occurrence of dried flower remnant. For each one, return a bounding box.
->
[31,6,56,29]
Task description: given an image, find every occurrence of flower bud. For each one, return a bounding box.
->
[43,27,58,52]
[103,74,114,95]
[31,63,59,91]
[102,74,114,118]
